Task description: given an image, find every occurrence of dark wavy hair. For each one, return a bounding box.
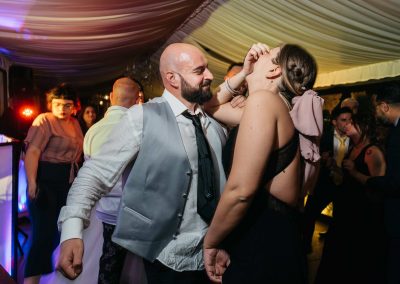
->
[274,44,317,99]
[352,113,377,144]
[46,83,78,105]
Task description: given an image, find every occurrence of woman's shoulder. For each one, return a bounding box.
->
[364,144,384,160]
[32,112,53,126]
[247,90,283,108]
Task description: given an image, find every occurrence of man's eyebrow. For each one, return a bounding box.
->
[193,65,207,72]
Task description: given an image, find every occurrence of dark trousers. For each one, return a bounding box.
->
[143,259,210,284]
[24,179,70,277]
[98,222,127,284]
[387,238,400,284]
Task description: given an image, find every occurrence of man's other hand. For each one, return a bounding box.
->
[57,238,84,280]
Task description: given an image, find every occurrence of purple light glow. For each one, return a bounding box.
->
[18,160,27,213]
[0,47,11,55]
[0,145,14,274]
[0,16,24,31]
[0,0,35,31]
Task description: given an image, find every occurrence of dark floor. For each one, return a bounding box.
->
[307,219,329,284]
[15,217,329,284]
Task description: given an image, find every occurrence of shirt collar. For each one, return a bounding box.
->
[334,129,347,140]
[162,89,205,117]
[104,105,128,117]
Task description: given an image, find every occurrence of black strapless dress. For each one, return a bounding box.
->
[221,133,307,284]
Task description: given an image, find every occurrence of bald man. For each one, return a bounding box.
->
[57,44,227,284]
[341,97,359,114]
[83,77,143,284]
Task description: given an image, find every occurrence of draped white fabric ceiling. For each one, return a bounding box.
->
[0,0,399,93]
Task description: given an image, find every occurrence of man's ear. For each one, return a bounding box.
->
[109,91,114,103]
[382,102,390,113]
[166,71,179,88]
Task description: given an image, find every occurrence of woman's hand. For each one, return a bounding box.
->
[242,43,270,76]
[342,159,355,173]
[204,247,230,283]
[28,181,38,200]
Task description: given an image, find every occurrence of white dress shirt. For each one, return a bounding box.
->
[83,105,129,225]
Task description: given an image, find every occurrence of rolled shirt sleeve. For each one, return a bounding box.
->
[58,105,143,242]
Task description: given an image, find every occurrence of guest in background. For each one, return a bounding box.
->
[341,97,359,114]
[315,113,386,284]
[24,83,83,284]
[88,77,145,284]
[302,107,352,253]
[132,78,146,104]
[367,82,400,284]
[78,105,98,135]
[41,77,146,284]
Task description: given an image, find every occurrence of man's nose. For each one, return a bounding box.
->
[204,68,213,81]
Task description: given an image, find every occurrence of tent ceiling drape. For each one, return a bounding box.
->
[0,0,399,92]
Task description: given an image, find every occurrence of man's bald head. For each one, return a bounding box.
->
[341,98,359,114]
[110,77,140,108]
[159,43,213,106]
[160,43,201,74]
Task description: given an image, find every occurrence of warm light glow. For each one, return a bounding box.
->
[99,100,103,105]
[21,107,34,118]
[104,95,109,100]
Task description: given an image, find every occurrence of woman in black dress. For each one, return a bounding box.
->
[203,43,318,284]
[315,114,387,284]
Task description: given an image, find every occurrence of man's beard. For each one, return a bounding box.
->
[181,76,212,105]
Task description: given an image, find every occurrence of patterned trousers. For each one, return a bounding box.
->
[98,223,127,284]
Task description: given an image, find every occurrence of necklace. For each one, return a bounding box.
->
[278,92,292,110]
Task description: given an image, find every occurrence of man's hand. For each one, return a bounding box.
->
[57,238,84,280]
[230,95,246,108]
[204,248,230,283]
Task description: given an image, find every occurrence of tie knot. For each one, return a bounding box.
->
[335,134,347,144]
[182,111,201,126]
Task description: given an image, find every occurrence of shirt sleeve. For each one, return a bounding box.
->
[58,105,143,242]
[25,114,51,152]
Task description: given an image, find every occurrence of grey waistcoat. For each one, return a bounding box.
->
[112,97,226,261]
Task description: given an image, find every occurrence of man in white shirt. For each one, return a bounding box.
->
[57,43,227,284]
[85,77,144,284]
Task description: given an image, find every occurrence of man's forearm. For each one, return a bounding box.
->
[204,70,247,111]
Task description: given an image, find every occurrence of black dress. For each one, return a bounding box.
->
[314,144,387,284]
[222,134,307,284]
